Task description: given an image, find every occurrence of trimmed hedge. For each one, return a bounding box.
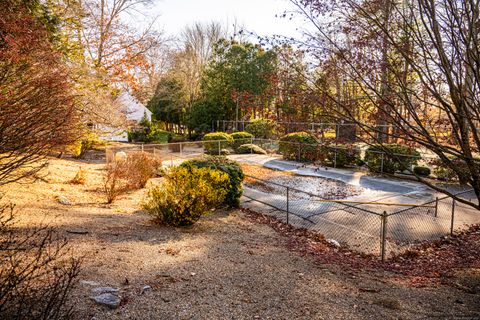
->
[364,144,421,174]
[236,144,267,155]
[245,118,277,139]
[322,144,360,167]
[181,156,244,207]
[231,131,253,150]
[202,132,233,155]
[413,166,431,177]
[279,132,318,162]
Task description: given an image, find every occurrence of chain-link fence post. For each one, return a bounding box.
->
[381,211,388,261]
[380,153,384,173]
[218,140,221,156]
[450,198,456,235]
[286,186,290,225]
[434,197,438,217]
[334,149,337,168]
[180,142,183,158]
[141,143,144,152]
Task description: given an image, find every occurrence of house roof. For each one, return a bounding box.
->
[116,92,152,122]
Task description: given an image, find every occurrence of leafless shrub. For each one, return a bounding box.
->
[103,152,162,203]
[0,203,80,320]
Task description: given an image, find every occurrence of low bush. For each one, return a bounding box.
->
[142,166,230,226]
[69,132,102,159]
[123,152,162,189]
[181,156,244,207]
[231,131,253,150]
[0,203,80,319]
[202,132,233,155]
[431,157,473,183]
[70,167,86,184]
[364,144,421,174]
[413,166,431,176]
[103,152,162,203]
[103,163,129,204]
[236,144,267,155]
[245,118,277,139]
[129,119,171,143]
[321,144,360,167]
[279,132,319,162]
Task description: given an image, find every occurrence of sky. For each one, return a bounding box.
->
[148,0,303,39]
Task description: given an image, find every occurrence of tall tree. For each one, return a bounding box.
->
[287,0,480,208]
[0,0,80,185]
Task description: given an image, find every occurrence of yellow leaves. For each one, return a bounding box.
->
[142,166,230,226]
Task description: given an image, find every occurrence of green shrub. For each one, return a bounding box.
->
[129,120,171,143]
[143,166,230,226]
[236,144,267,155]
[431,157,474,183]
[413,166,431,176]
[321,144,360,167]
[245,118,277,139]
[202,132,233,155]
[69,132,101,158]
[181,156,244,207]
[364,144,421,174]
[168,134,186,152]
[279,132,319,162]
[231,131,253,150]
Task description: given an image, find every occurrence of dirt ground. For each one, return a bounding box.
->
[1,155,479,320]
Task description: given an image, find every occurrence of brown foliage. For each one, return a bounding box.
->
[103,152,161,203]
[0,1,81,186]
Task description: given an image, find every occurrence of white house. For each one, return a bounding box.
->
[98,92,153,142]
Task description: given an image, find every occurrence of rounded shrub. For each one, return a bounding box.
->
[364,144,421,174]
[245,118,277,139]
[231,131,253,150]
[202,132,233,155]
[413,166,431,177]
[142,166,230,226]
[236,144,267,155]
[279,132,319,162]
[321,144,360,167]
[431,157,474,183]
[181,156,244,207]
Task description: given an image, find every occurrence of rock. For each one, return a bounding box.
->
[91,293,120,309]
[91,287,119,295]
[115,151,127,162]
[80,280,100,286]
[326,239,341,247]
[56,195,71,205]
[141,285,152,294]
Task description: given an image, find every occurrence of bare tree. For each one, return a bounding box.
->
[287,0,480,208]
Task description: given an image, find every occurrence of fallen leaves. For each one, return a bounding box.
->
[243,208,480,289]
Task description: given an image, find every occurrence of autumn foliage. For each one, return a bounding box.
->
[0,0,80,185]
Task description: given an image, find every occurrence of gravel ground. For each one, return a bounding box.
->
[1,156,479,319]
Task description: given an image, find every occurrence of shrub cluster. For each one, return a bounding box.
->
[364,144,420,174]
[245,118,277,139]
[129,118,171,143]
[321,144,360,167]
[279,132,319,161]
[431,157,474,183]
[202,132,233,155]
[103,152,162,203]
[236,144,267,155]
[181,156,244,207]
[142,166,230,226]
[231,131,253,150]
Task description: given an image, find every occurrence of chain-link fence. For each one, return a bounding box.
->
[106,140,479,260]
